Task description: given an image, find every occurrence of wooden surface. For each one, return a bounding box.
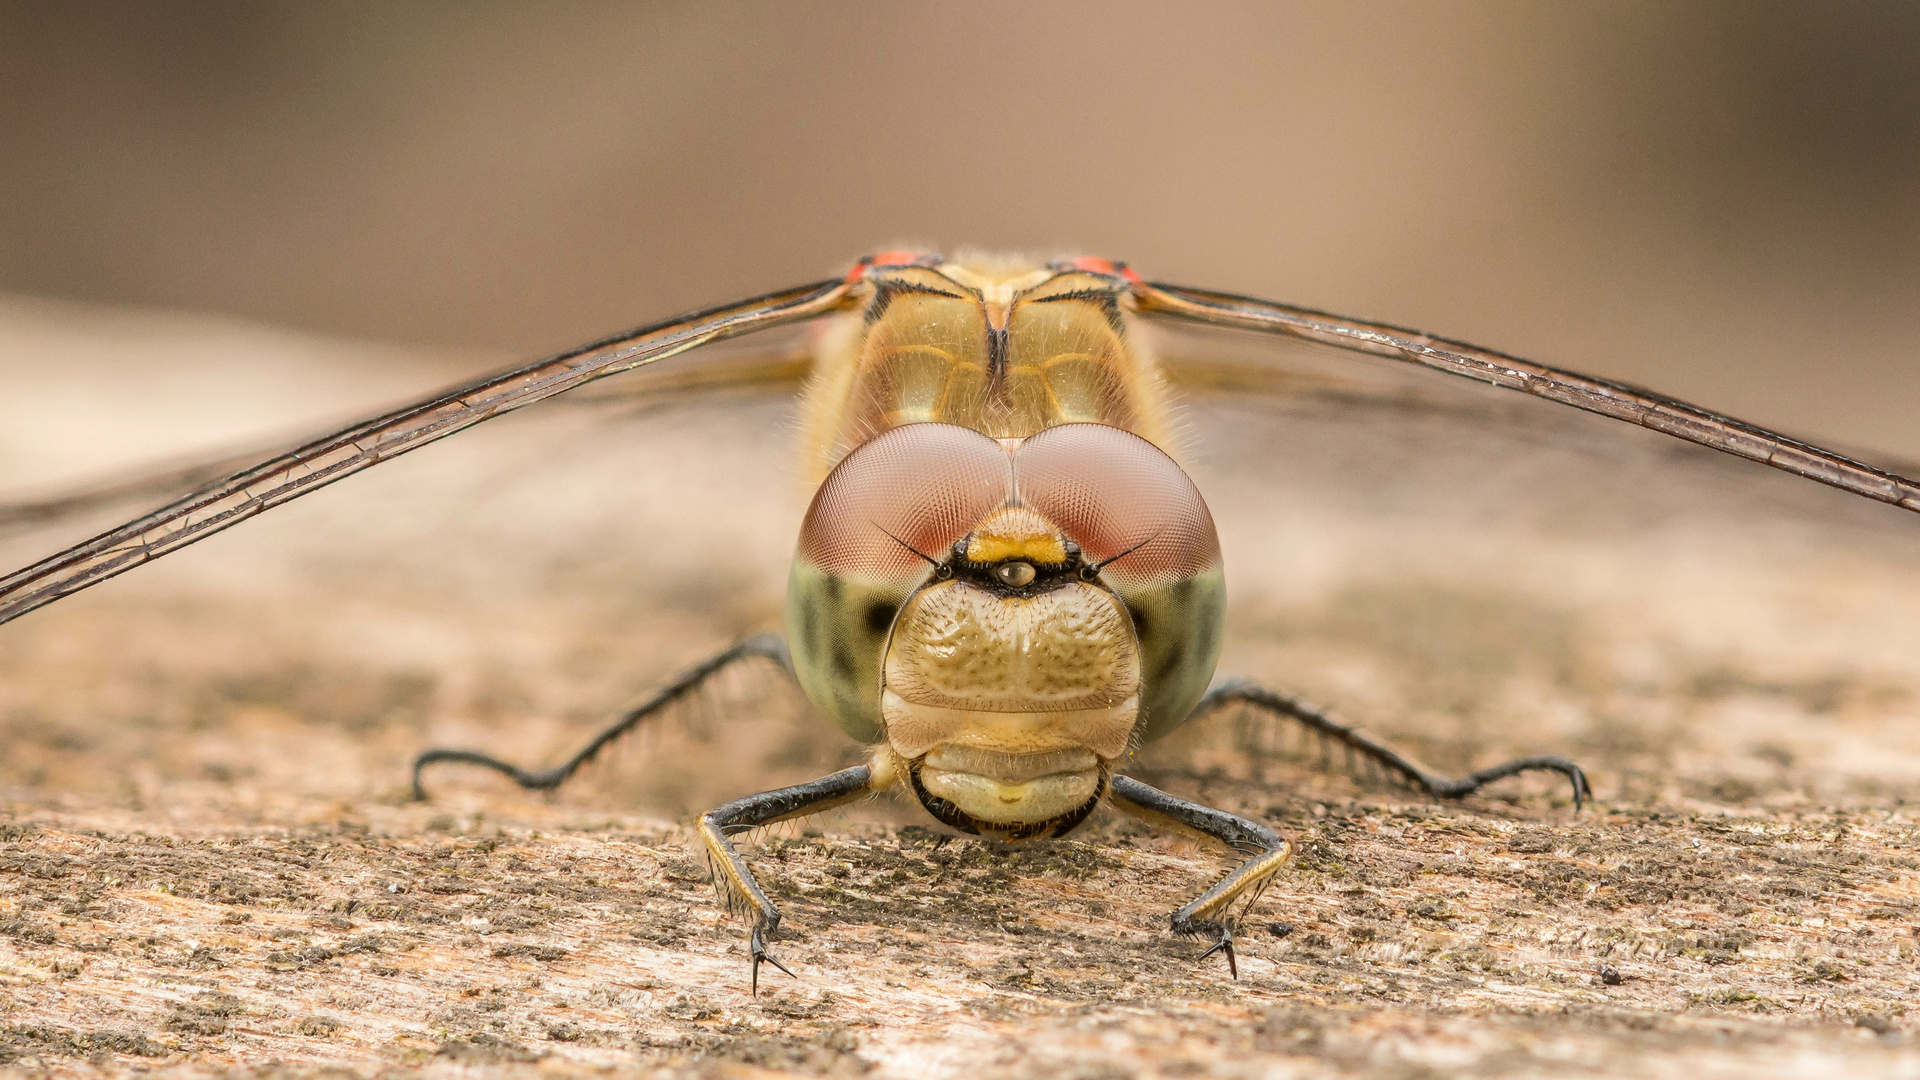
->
[2,297,1918,1078]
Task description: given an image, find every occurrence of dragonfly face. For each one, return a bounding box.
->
[788,420,1226,840]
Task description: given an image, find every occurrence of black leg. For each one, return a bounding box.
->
[698,765,876,994]
[1108,775,1294,979]
[1194,679,1591,808]
[411,633,791,799]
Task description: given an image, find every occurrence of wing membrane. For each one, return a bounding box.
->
[0,450,264,535]
[1133,280,1920,516]
[0,278,853,626]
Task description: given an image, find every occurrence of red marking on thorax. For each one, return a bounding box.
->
[1065,256,1141,284]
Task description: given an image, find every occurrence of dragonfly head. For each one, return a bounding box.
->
[786,422,1225,841]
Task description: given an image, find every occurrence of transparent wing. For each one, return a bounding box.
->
[0,278,853,626]
[0,448,265,536]
[1133,280,1920,516]
[0,342,818,538]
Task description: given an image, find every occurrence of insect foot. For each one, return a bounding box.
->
[748,921,794,997]
[1185,920,1241,980]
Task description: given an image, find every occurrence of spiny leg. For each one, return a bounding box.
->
[1197,679,1591,808]
[700,765,877,994]
[1108,775,1293,979]
[411,632,792,799]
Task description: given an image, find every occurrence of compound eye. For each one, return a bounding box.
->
[1012,424,1220,587]
[797,424,1013,588]
[994,561,1036,587]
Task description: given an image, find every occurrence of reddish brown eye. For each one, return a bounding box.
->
[1012,424,1219,587]
[797,423,1012,588]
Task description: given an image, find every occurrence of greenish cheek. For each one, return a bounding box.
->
[785,559,904,745]
[1123,564,1227,744]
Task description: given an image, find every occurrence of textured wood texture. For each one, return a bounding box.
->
[2,298,1918,1078]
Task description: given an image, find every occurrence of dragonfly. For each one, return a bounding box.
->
[2,250,1916,993]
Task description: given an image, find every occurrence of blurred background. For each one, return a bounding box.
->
[1,0,1916,461]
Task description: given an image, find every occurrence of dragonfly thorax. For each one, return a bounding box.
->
[799,254,1174,483]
